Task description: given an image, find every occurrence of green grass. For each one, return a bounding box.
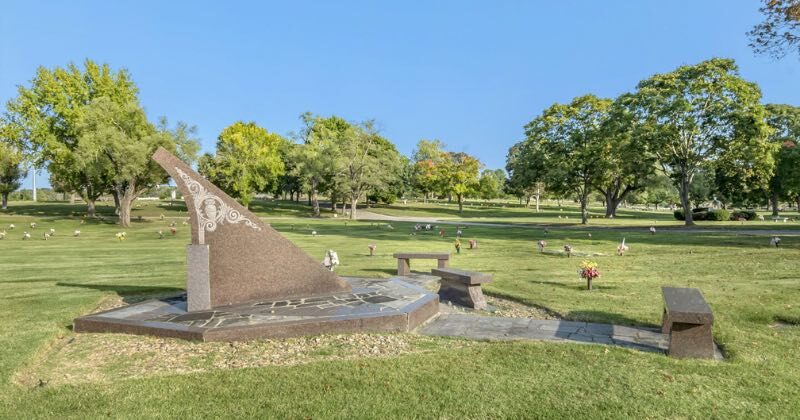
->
[369,200,800,230]
[1,201,799,418]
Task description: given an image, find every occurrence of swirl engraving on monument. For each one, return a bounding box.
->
[175,167,262,244]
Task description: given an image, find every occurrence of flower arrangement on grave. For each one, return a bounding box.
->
[116,232,126,241]
[170,227,177,235]
[563,244,573,257]
[368,244,377,256]
[468,239,477,249]
[454,239,462,254]
[537,240,547,252]
[578,260,600,290]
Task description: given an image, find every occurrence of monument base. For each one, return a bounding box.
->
[73,277,439,342]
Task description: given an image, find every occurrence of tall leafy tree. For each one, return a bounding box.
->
[478,169,506,201]
[765,104,800,213]
[749,0,800,59]
[524,95,612,224]
[0,140,26,210]
[436,152,481,213]
[290,113,347,217]
[336,121,403,219]
[199,122,286,208]
[594,95,657,216]
[505,142,547,210]
[411,139,447,202]
[5,60,138,215]
[629,58,775,225]
[76,98,198,226]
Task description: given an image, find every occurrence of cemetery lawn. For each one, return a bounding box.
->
[1,201,799,418]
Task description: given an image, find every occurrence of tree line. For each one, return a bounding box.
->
[506,58,800,226]
[0,60,507,224]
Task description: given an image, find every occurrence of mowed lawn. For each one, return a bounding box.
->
[1,201,799,418]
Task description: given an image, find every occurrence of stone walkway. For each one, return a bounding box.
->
[418,313,669,354]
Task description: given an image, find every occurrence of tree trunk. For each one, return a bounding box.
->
[604,191,622,217]
[112,190,121,215]
[115,183,137,228]
[771,192,780,216]
[311,181,320,217]
[350,195,358,220]
[1,192,8,210]
[679,174,694,226]
[86,199,97,218]
[525,196,531,208]
[457,194,464,213]
[580,195,588,225]
[535,186,540,212]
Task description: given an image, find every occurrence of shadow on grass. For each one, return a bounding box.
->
[57,282,184,303]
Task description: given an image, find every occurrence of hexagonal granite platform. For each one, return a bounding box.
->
[74,277,439,342]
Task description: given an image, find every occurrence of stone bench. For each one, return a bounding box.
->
[661,287,715,359]
[431,268,492,310]
[393,252,450,276]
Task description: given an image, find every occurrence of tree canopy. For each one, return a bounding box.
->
[749,0,800,59]
[628,58,774,225]
[199,121,286,208]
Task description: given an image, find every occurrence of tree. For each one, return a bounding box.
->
[0,141,26,210]
[76,98,198,227]
[594,95,657,217]
[629,58,775,225]
[505,142,547,211]
[199,122,286,208]
[641,173,679,210]
[478,169,506,201]
[524,95,612,224]
[749,0,800,59]
[764,104,800,213]
[335,121,402,220]
[436,152,481,213]
[290,114,347,217]
[5,60,138,216]
[411,139,447,201]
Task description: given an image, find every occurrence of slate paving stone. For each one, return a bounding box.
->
[419,315,673,354]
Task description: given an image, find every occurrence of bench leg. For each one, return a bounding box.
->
[467,285,487,310]
[668,322,714,359]
[661,308,671,334]
[438,280,487,310]
[397,258,410,276]
[437,259,449,269]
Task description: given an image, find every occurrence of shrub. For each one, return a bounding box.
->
[707,209,730,221]
[692,210,709,221]
[673,210,684,220]
[731,209,758,221]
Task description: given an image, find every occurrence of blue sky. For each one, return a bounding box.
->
[2,1,799,189]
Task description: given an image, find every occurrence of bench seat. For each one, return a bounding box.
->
[661,287,715,359]
[393,252,449,276]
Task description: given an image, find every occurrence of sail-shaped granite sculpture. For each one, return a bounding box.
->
[152,147,351,310]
